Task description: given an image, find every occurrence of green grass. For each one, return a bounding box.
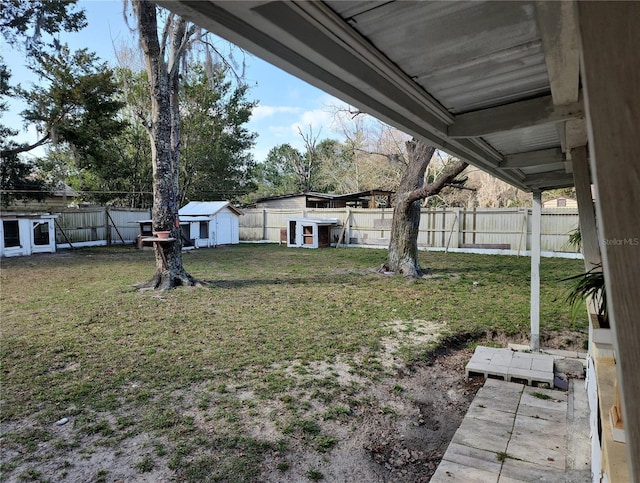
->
[306,468,324,481]
[0,244,585,479]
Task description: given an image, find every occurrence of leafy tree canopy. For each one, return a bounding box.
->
[1,0,125,206]
[0,0,86,54]
[180,64,257,204]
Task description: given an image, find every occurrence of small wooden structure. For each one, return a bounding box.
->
[178,201,242,247]
[286,217,339,248]
[137,201,242,249]
[0,213,58,257]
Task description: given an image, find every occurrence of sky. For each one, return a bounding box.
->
[2,0,348,162]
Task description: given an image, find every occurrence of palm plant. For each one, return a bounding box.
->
[563,263,607,326]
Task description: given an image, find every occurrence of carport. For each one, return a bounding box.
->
[154,1,639,479]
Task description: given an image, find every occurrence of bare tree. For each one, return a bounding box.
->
[296,126,321,192]
[382,139,467,278]
[325,107,406,193]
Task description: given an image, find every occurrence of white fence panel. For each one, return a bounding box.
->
[55,208,150,245]
[240,207,581,254]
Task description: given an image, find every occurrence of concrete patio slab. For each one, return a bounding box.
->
[431,376,590,482]
[499,458,577,482]
[472,380,523,413]
[441,442,503,474]
[507,416,567,470]
[451,416,514,453]
[430,459,500,483]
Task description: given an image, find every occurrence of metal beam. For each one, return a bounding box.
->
[448,94,583,138]
[524,171,575,189]
[500,148,565,169]
[535,1,580,106]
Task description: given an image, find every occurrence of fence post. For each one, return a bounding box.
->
[453,207,460,248]
[518,208,528,255]
[262,208,267,241]
[105,207,112,246]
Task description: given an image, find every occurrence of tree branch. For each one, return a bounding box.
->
[1,133,51,158]
[354,147,404,165]
[407,159,468,204]
[444,182,476,192]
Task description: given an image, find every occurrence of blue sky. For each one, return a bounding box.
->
[3,0,347,162]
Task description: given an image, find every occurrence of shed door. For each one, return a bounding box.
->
[31,220,53,253]
[216,214,233,245]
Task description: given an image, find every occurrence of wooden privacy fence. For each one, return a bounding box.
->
[54,207,150,248]
[240,207,581,253]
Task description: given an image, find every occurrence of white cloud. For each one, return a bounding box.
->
[251,105,301,121]
[290,109,335,137]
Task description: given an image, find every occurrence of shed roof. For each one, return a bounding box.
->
[178,201,243,217]
[256,190,394,204]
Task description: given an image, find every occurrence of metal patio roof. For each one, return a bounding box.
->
[155,0,583,193]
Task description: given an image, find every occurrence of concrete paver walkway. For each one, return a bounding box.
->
[431,378,591,482]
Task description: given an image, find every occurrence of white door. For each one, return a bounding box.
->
[31,220,54,253]
[0,220,26,257]
[216,214,233,245]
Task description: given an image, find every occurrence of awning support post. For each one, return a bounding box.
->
[530,190,542,352]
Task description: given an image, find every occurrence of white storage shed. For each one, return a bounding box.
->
[178,201,242,248]
[1,213,58,257]
[286,217,340,249]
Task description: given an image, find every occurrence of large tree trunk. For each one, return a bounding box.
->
[383,140,467,278]
[134,0,198,290]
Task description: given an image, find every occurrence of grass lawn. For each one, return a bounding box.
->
[0,244,586,481]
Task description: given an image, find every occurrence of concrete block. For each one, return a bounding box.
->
[466,361,509,380]
[510,357,533,370]
[491,352,514,366]
[530,357,554,372]
[508,368,554,386]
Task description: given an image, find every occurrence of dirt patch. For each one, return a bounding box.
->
[483,329,587,352]
[1,346,481,483]
[256,345,482,483]
[2,330,587,482]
